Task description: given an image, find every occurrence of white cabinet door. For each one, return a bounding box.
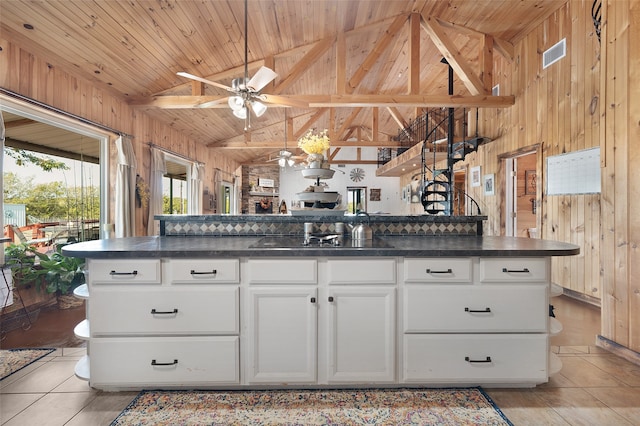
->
[325,287,396,383]
[247,287,317,383]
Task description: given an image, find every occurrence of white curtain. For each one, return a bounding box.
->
[0,113,5,265]
[188,163,204,214]
[147,148,166,235]
[115,135,137,238]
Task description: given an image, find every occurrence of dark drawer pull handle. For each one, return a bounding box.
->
[465,307,492,313]
[502,267,530,273]
[151,308,178,315]
[190,269,217,275]
[310,297,316,303]
[110,270,138,276]
[151,359,178,366]
[465,356,492,363]
[426,268,453,274]
[328,296,334,302]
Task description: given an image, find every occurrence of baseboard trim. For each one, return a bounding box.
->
[561,287,601,308]
[596,335,640,366]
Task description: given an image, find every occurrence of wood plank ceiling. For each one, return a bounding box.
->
[0,0,566,166]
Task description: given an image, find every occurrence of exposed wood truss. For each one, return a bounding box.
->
[130,11,514,155]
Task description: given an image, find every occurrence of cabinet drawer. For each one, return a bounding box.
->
[403,334,548,384]
[404,258,472,283]
[90,336,239,386]
[404,284,548,332]
[480,258,548,282]
[327,258,396,285]
[246,258,317,284]
[89,259,161,285]
[90,287,239,335]
[169,259,239,284]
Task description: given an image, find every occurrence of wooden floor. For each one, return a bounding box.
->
[1,295,639,425]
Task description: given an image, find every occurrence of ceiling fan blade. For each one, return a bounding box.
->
[260,94,308,108]
[247,66,278,92]
[176,72,234,92]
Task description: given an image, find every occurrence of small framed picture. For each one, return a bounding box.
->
[484,174,495,196]
[471,166,481,187]
[370,188,381,201]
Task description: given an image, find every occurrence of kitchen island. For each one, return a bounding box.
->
[63,215,579,391]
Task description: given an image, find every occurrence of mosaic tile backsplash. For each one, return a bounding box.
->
[159,215,485,237]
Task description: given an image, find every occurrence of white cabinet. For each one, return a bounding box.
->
[90,336,239,387]
[401,257,553,387]
[403,284,547,332]
[89,259,161,284]
[82,253,558,389]
[325,287,395,382]
[86,258,241,389]
[246,287,317,383]
[90,286,239,335]
[245,257,396,385]
[403,334,548,384]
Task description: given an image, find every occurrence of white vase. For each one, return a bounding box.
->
[306,153,324,169]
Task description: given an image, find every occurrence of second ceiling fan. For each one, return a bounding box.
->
[177,0,303,129]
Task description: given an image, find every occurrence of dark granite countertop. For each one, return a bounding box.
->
[62,235,580,259]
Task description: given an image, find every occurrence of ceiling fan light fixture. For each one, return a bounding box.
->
[233,107,247,119]
[278,157,286,167]
[287,158,295,167]
[251,100,267,117]
[228,96,244,111]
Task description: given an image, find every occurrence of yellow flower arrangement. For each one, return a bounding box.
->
[297,129,330,155]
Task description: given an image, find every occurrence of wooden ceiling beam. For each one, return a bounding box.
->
[434,17,514,62]
[294,108,329,140]
[481,34,494,90]
[309,94,514,108]
[421,15,489,95]
[132,93,514,109]
[493,37,515,62]
[336,108,363,139]
[409,12,421,94]
[336,32,347,95]
[211,140,403,149]
[347,14,408,94]
[271,37,335,96]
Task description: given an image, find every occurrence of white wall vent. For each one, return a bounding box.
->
[492,84,500,96]
[543,38,566,69]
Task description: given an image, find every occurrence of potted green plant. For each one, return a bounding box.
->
[4,243,48,288]
[39,246,86,309]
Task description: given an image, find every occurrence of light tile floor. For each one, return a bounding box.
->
[1,296,639,425]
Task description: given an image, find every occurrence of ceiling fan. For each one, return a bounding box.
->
[266,111,304,167]
[177,0,300,129]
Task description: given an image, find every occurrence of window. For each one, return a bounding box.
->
[162,159,188,214]
[346,187,367,214]
[1,94,111,241]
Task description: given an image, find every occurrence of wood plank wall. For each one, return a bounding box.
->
[600,0,640,356]
[403,1,603,300]
[0,38,240,236]
[404,2,599,297]
[478,0,603,304]
[403,0,640,356]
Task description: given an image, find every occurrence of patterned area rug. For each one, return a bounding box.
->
[111,387,512,425]
[0,348,55,381]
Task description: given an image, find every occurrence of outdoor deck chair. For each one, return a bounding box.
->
[8,224,52,246]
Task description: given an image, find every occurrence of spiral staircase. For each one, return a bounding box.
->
[418,108,488,215]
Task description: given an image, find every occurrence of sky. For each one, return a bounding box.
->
[3,151,101,188]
